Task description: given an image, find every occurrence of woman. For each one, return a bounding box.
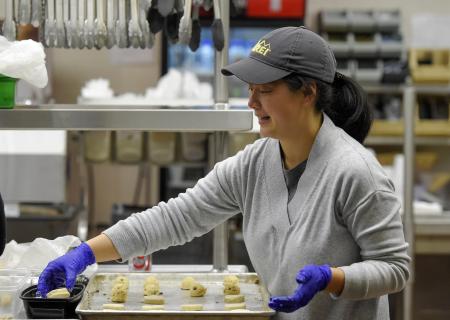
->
[38,27,410,319]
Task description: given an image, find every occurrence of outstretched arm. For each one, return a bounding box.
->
[86,233,121,262]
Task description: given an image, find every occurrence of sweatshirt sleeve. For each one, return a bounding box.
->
[102,154,244,261]
[338,190,411,300]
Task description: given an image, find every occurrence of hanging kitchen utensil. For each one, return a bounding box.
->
[178,0,192,45]
[128,0,143,48]
[189,2,200,51]
[37,0,45,43]
[2,0,17,41]
[84,0,95,48]
[19,0,31,25]
[78,0,86,49]
[66,0,79,48]
[61,0,70,47]
[95,0,108,48]
[55,0,66,47]
[14,0,20,23]
[174,0,184,12]
[164,0,183,44]
[65,0,73,47]
[30,0,41,27]
[211,0,224,51]
[116,0,128,48]
[157,0,174,17]
[106,0,117,48]
[139,0,154,48]
[147,0,164,34]
[164,9,182,44]
[45,0,57,47]
[202,0,212,11]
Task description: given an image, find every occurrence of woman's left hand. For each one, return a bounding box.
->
[268,264,332,313]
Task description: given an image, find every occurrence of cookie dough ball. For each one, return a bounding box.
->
[225,302,246,310]
[223,275,239,286]
[144,283,160,296]
[224,283,240,295]
[145,276,159,285]
[102,303,125,310]
[114,276,129,289]
[181,304,203,311]
[111,283,128,303]
[190,282,207,297]
[180,276,195,290]
[0,294,11,306]
[47,288,70,299]
[143,295,165,305]
[224,294,245,303]
[142,305,165,310]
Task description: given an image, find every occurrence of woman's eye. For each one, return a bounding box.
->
[248,87,272,94]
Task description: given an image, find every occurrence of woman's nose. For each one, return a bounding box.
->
[248,91,260,110]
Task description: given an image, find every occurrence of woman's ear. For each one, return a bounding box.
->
[302,82,317,107]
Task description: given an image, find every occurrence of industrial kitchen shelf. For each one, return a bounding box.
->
[415,212,450,236]
[365,136,450,146]
[0,105,253,131]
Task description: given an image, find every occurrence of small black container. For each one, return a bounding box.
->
[20,284,85,319]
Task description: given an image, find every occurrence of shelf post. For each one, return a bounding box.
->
[213,0,229,111]
[212,0,230,272]
[400,86,416,320]
[209,131,229,272]
[77,132,89,241]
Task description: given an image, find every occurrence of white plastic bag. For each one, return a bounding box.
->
[80,78,114,100]
[0,36,48,88]
[0,236,97,276]
[153,68,182,99]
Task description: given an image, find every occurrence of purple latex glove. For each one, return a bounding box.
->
[37,242,96,298]
[269,264,332,313]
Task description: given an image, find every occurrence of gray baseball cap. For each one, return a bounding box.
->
[222,26,337,84]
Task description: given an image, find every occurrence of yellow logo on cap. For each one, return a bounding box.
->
[252,40,271,56]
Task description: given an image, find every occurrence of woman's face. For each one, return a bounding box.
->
[248,80,310,139]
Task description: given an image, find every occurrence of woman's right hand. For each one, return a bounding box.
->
[37,242,96,298]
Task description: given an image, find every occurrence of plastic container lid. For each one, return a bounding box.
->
[0,268,30,290]
[0,269,31,318]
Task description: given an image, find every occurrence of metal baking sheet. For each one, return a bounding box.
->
[76,272,275,320]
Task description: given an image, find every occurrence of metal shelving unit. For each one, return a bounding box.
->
[364,84,405,95]
[415,212,450,236]
[388,85,450,320]
[362,84,450,320]
[0,0,237,273]
[365,136,450,146]
[414,85,450,95]
[0,104,252,271]
[0,105,252,131]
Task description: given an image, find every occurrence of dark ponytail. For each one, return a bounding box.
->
[282,73,373,143]
[0,192,5,256]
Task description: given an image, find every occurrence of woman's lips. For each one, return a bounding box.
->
[258,116,271,125]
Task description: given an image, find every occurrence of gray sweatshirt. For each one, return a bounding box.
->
[104,114,410,319]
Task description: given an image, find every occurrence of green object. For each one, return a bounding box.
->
[0,74,17,109]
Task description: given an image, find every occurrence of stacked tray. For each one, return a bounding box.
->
[76,272,275,320]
